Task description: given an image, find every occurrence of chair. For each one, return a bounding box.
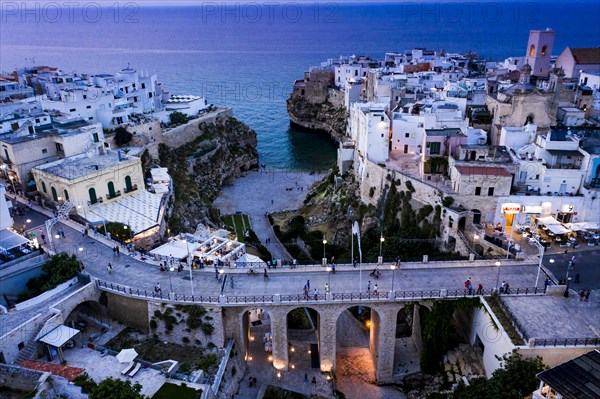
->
[121,362,135,375]
[128,362,142,377]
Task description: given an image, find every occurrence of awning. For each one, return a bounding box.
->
[38,325,80,348]
[537,216,562,225]
[547,224,571,235]
[149,240,200,260]
[0,229,29,252]
[564,222,599,231]
[27,181,37,187]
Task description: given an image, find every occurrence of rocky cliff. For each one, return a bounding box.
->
[287,96,348,143]
[157,115,258,232]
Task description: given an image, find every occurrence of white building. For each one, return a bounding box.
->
[349,102,390,166]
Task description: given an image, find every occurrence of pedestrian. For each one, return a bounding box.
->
[373,284,378,295]
[155,282,161,294]
[331,262,336,274]
[353,257,358,268]
[116,246,120,256]
[292,258,297,268]
[544,278,551,293]
[107,263,113,275]
[313,288,319,300]
[579,289,585,301]
[468,282,473,295]
[304,374,308,384]
[311,376,317,385]
[585,289,590,301]
[215,267,219,279]
[500,281,506,294]
[464,279,470,292]
[477,283,483,295]
[306,280,310,290]
[505,281,510,293]
[93,227,97,236]
[325,283,330,294]
[160,263,165,272]
[303,285,309,300]
[571,255,576,264]
[367,280,371,293]
[61,228,65,238]
[177,264,182,273]
[264,269,268,280]
[41,233,46,244]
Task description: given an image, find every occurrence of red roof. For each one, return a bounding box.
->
[21,361,84,381]
[454,165,511,177]
[569,47,600,65]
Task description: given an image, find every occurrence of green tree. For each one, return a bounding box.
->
[20,253,82,301]
[113,126,133,146]
[89,378,146,399]
[452,352,546,399]
[169,111,189,125]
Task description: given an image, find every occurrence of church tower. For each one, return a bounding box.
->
[525,28,555,77]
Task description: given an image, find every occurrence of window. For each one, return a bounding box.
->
[55,143,63,152]
[83,94,87,99]
[405,133,410,138]
[429,142,441,155]
[35,118,40,123]
[149,92,153,98]
[69,108,76,112]
[475,187,481,196]
[86,105,91,109]
[541,45,547,56]
[92,133,99,143]
[42,148,47,154]
[41,181,47,193]
[529,44,535,57]
[141,83,146,89]
[488,187,495,196]
[536,174,539,180]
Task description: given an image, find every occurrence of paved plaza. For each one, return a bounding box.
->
[502,293,600,340]
[214,170,324,260]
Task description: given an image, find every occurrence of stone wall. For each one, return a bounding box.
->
[148,302,225,348]
[159,108,233,150]
[105,292,150,331]
[0,363,46,391]
[0,313,44,364]
[518,346,600,369]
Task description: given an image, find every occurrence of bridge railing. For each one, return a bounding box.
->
[531,337,600,347]
[95,279,543,305]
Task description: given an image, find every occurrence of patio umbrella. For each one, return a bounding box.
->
[116,348,138,363]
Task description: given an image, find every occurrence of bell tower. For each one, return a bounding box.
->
[525,28,555,77]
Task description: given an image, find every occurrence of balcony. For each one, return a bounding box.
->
[124,184,138,194]
[106,190,121,200]
[87,197,104,206]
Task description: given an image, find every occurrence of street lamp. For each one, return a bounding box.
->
[322,239,327,265]
[326,266,332,294]
[379,235,385,258]
[168,266,175,296]
[494,261,502,293]
[564,260,573,298]
[390,264,397,293]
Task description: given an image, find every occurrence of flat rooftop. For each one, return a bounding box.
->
[502,294,600,340]
[34,151,138,180]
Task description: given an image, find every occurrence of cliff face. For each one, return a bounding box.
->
[157,115,258,232]
[287,96,348,143]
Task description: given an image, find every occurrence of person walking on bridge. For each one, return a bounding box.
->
[313,288,319,300]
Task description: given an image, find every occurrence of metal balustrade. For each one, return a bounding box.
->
[95,279,543,306]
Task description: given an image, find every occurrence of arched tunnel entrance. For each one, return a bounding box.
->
[335,306,379,390]
[241,308,273,367]
[286,307,320,371]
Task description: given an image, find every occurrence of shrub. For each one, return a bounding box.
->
[201,323,214,335]
[73,372,97,393]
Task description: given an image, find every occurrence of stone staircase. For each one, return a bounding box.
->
[15,314,55,364]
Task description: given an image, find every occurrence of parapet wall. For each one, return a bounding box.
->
[159,108,233,149]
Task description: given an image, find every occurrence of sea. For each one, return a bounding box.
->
[1,1,599,171]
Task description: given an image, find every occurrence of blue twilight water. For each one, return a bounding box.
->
[1,1,599,171]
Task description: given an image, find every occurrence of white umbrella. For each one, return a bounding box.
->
[116,348,138,363]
